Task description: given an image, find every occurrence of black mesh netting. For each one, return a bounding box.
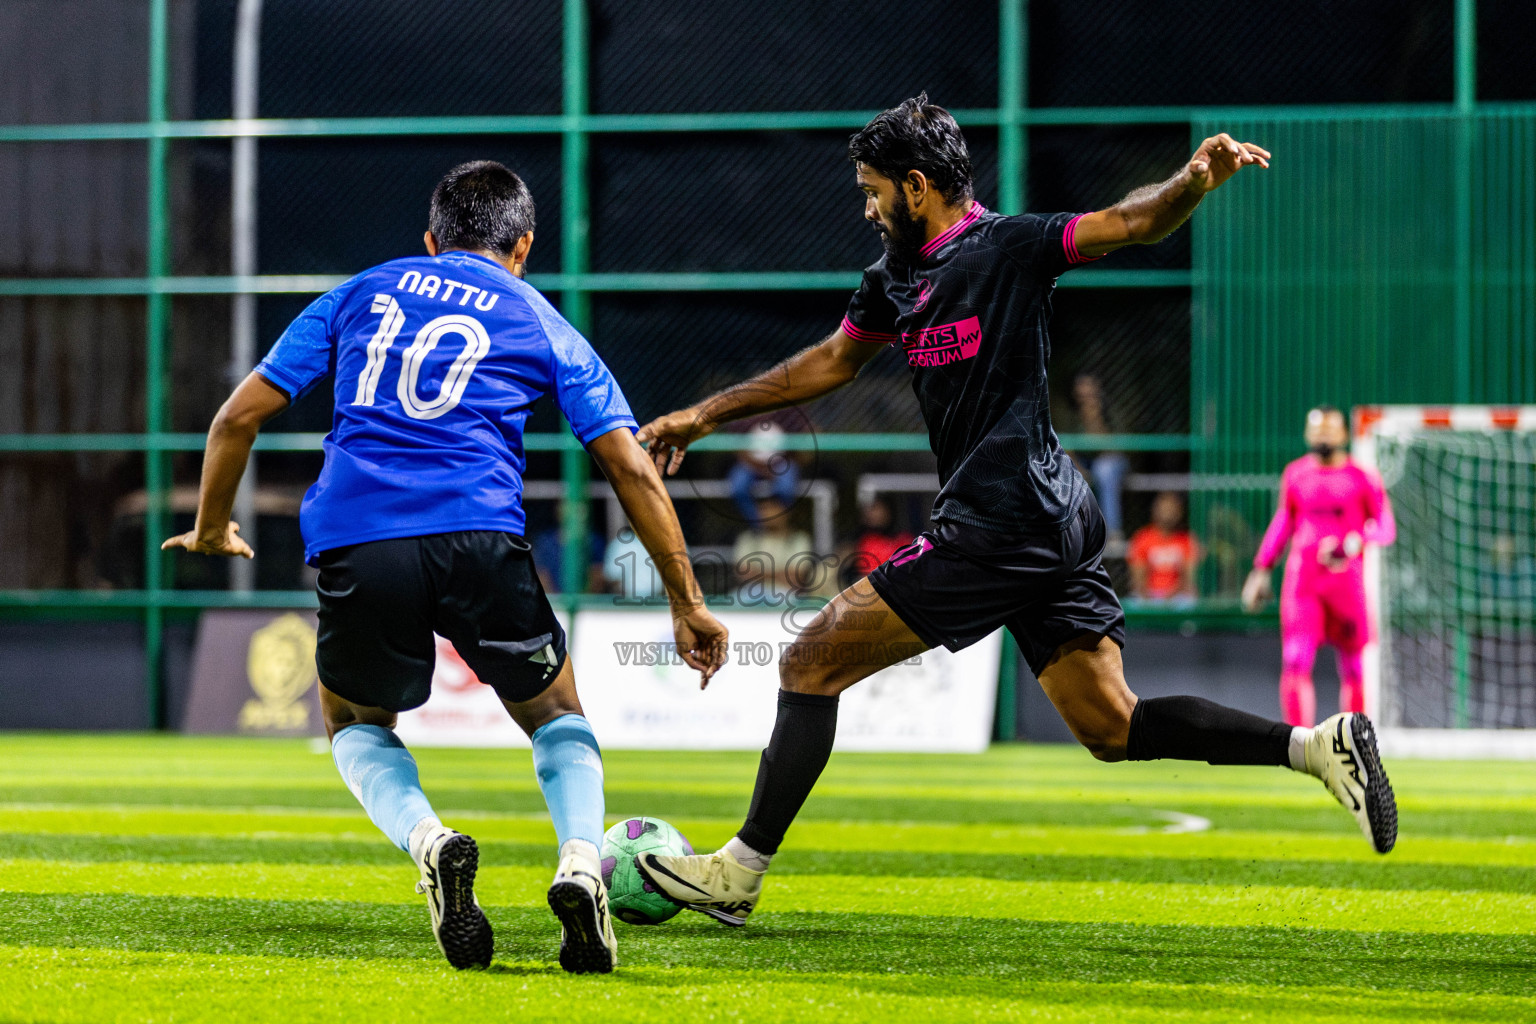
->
[0,0,150,124]
[1047,289,1190,437]
[1030,0,1454,107]
[591,130,997,274]
[193,0,561,120]
[591,0,998,114]
[1476,0,1536,101]
[1027,125,1193,270]
[254,136,563,276]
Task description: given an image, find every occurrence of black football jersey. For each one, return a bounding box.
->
[842,204,1099,532]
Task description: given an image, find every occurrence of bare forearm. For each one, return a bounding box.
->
[590,429,705,607]
[1113,169,1203,245]
[612,472,702,608]
[692,342,856,429]
[193,416,257,541]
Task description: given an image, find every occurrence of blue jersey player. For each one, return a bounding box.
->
[165,161,729,973]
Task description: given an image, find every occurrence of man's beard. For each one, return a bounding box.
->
[876,192,928,266]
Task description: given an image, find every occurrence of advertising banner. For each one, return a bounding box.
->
[569,610,999,753]
[186,608,999,752]
[182,610,323,737]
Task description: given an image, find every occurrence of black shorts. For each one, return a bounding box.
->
[314,530,567,712]
[867,494,1126,676]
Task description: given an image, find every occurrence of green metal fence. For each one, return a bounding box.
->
[0,0,1518,724]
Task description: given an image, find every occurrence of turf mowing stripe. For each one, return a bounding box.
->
[2,787,1527,838]
[6,770,1533,815]
[4,806,1531,867]
[18,832,1536,895]
[3,859,1531,935]
[7,896,1534,996]
[8,832,1536,895]
[1,944,1531,1024]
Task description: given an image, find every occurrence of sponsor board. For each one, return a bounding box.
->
[183,611,322,736]
[185,608,999,752]
[571,610,999,753]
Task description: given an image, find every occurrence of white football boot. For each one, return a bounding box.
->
[636,848,764,927]
[415,829,494,969]
[546,843,617,974]
[1303,712,1398,853]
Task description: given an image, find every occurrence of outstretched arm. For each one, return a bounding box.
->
[587,427,729,686]
[1243,471,1294,611]
[161,372,291,557]
[636,325,884,476]
[1071,133,1270,258]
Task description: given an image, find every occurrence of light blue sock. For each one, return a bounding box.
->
[531,714,606,849]
[331,724,438,854]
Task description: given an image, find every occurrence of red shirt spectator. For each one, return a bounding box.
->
[1127,492,1201,601]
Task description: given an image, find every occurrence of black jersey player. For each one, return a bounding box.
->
[633,95,1396,927]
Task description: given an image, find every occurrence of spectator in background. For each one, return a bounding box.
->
[1072,374,1128,540]
[843,496,914,586]
[1127,491,1201,605]
[733,497,832,603]
[729,418,802,530]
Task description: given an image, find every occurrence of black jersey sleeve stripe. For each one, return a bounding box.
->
[1062,213,1105,265]
[840,316,898,343]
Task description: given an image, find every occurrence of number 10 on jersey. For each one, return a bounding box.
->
[353,294,491,420]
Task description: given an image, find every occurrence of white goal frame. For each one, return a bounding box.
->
[1353,405,1536,760]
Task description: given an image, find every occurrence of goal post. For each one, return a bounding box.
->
[1354,405,1536,759]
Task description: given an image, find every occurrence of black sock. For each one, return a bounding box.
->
[737,690,839,855]
[1126,696,1292,766]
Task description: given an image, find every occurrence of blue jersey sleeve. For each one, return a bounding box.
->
[532,301,637,445]
[254,287,343,400]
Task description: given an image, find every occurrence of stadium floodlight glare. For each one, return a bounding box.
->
[1355,405,1536,759]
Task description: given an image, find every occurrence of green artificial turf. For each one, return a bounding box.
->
[1,735,1532,1022]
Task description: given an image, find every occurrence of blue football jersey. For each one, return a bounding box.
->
[255,250,637,562]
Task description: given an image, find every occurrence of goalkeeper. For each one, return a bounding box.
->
[1243,406,1396,726]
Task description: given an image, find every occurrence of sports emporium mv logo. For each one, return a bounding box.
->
[900,316,982,368]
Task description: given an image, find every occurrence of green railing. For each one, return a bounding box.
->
[0,0,1487,725]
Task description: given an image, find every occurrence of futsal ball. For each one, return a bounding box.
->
[600,816,694,925]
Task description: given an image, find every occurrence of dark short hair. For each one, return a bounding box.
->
[428,161,535,258]
[1309,404,1343,419]
[848,93,974,204]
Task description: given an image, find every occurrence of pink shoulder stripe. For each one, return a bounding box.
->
[920,202,988,259]
[1062,213,1104,265]
[840,316,897,343]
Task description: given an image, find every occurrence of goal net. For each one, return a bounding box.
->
[1356,406,1536,758]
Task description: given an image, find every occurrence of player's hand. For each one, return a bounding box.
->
[671,603,729,689]
[1186,133,1270,193]
[636,406,715,476]
[161,521,254,558]
[1240,567,1272,612]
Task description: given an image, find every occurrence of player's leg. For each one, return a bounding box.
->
[1322,572,1371,716]
[1035,631,1395,852]
[637,576,929,926]
[1335,646,1366,715]
[441,530,613,973]
[500,661,615,974]
[315,536,493,969]
[1036,635,1291,765]
[1278,578,1324,726]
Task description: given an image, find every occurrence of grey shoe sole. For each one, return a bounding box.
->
[429,834,494,970]
[548,876,616,974]
[1351,714,1398,854]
